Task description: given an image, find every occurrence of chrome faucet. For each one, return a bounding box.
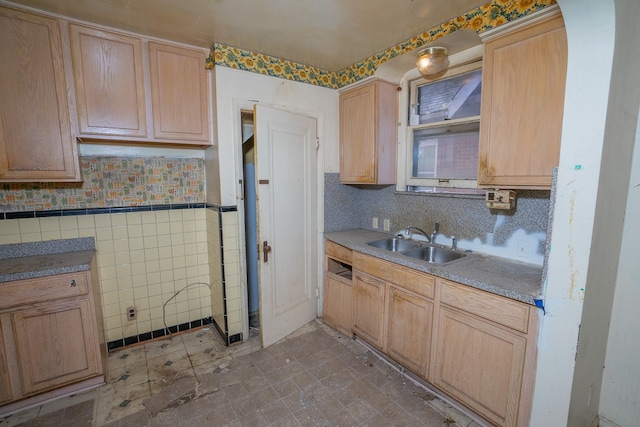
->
[430,222,439,244]
[401,226,432,243]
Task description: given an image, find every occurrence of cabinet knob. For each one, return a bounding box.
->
[70,279,77,288]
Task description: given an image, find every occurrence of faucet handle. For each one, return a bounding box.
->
[451,237,457,251]
[433,222,439,233]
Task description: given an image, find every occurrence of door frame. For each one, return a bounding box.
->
[231,99,326,342]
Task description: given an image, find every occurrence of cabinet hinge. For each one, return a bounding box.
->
[315,137,320,150]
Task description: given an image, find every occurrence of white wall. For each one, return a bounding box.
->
[205,66,339,207]
[203,66,339,338]
[530,0,616,425]
[533,0,640,425]
[599,107,640,427]
[566,0,640,422]
[598,2,640,424]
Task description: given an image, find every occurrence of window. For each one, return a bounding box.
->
[406,65,482,192]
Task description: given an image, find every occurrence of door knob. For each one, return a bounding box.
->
[263,241,272,263]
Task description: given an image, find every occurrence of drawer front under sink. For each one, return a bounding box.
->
[0,272,89,310]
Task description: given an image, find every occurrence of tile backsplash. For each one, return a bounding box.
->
[324,173,551,265]
[0,156,204,212]
[0,208,211,345]
[0,156,212,346]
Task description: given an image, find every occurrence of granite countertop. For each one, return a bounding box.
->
[0,238,96,283]
[324,229,543,305]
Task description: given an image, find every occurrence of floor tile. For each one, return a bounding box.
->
[1,320,485,427]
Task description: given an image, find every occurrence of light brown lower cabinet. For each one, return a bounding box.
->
[433,305,527,426]
[386,285,433,378]
[12,299,101,396]
[352,271,386,349]
[322,241,354,336]
[324,244,538,427]
[0,268,105,416]
[351,251,435,378]
[323,270,353,338]
[432,279,537,426]
[0,319,12,405]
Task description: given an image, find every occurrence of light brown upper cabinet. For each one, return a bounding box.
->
[0,6,80,182]
[69,25,212,146]
[339,80,398,184]
[148,42,210,143]
[69,24,147,138]
[478,10,567,189]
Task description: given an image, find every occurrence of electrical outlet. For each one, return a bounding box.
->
[372,217,379,229]
[127,306,137,321]
[517,240,529,258]
[383,219,390,231]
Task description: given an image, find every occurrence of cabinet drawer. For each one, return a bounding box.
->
[325,240,352,264]
[395,268,435,299]
[0,273,89,310]
[353,252,434,299]
[439,280,530,333]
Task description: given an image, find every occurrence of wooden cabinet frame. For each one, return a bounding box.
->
[350,251,435,378]
[352,270,387,349]
[0,5,80,182]
[12,299,101,395]
[0,268,105,416]
[339,80,398,184]
[68,20,212,146]
[323,241,354,336]
[386,285,433,378]
[69,24,148,138]
[324,243,539,426]
[478,8,567,189]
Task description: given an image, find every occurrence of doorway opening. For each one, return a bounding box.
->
[241,111,260,331]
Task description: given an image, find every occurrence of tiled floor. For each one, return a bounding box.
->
[0,320,483,427]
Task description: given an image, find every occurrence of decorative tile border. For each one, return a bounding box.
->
[0,157,205,212]
[212,0,556,89]
[108,317,213,351]
[0,203,207,220]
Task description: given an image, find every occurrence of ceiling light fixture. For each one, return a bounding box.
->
[416,47,449,76]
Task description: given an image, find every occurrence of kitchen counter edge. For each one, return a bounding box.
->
[324,229,543,305]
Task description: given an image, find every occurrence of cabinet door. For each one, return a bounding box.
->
[148,42,210,143]
[339,80,397,185]
[478,14,567,189]
[340,84,376,183]
[0,6,79,182]
[386,286,433,378]
[434,306,527,427]
[352,271,386,349]
[0,316,12,405]
[69,24,147,138]
[12,298,101,396]
[323,274,353,337]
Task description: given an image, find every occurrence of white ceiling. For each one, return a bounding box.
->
[6,0,488,71]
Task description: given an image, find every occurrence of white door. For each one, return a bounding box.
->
[254,105,318,348]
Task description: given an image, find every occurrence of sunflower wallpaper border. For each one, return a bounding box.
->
[212,0,556,89]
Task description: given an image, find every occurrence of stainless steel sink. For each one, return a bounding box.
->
[401,245,468,264]
[366,238,421,252]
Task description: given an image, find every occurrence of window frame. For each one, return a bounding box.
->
[405,60,483,190]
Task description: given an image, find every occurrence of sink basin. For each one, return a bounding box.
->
[402,245,468,264]
[366,238,421,252]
